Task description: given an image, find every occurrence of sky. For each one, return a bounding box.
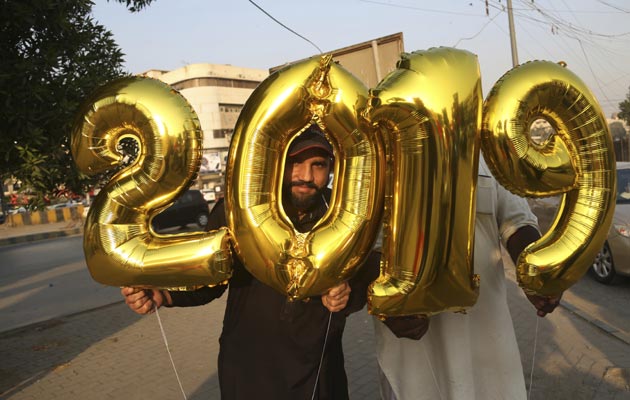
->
[91,0,630,117]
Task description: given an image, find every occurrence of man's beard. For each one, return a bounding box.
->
[284,181,324,212]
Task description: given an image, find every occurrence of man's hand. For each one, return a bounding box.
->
[321,281,351,312]
[525,292,562,317]
[121,287,171,315]
[382,315,430,340]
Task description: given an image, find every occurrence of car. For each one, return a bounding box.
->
[590,161,630,284]
[151,189,210,231]
[8,206,26,215]
[201,189,216,203]
[46,202,80,210]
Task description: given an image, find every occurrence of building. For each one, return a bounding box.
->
[140,34,404,200]
[141,64,268,199]
[270,32,404,89]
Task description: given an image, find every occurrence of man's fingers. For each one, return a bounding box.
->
[327,282,350,297]
[121,287,143,297]
[322,283,350,312]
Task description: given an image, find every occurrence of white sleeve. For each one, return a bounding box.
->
[478,155,539,247]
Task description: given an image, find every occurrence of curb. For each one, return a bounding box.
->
[0,300,125,338]
[560,300,630,346]
[0,227,83,247]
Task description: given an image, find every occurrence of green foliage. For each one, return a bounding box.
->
[0,0,128,208]
[609,121,627,140]
[619,86,630,127]
[110,0,156,12]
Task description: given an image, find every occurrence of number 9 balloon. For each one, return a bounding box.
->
[481,60,616,296]
[71,77,232,289]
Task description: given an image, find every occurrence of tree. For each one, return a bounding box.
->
[620,86,630,127]
[610,121,627,139]
[111,0,156,12]
[0,0,129,208]
[610,121,629,161]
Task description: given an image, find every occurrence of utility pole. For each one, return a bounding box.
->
[507,0,519,67]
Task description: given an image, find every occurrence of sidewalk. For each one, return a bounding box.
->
[1,223,629,399]
[0,220,83,247]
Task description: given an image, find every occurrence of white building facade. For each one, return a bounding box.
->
[142,64,268,196]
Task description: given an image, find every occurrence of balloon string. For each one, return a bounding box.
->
[527,317,540,400]
[155,305,188,400]
[248,0,323,54]
[311,311,333,400]
[423,345,443,400]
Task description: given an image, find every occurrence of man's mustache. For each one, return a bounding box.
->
[291,180,318,189]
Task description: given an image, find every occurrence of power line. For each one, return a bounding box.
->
[359,0,484,16]
[512,0,630,39]
[453,11,502,48]
[247,0,323,54]
[595,0,630,13]
[478,0,627,113]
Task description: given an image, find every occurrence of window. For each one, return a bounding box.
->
[213,129,232,139]
[171,77,260,91]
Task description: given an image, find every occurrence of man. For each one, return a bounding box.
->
[374,157,562,400]
[122,125,379,400]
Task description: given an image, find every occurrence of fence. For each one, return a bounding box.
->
[6,205,85,227]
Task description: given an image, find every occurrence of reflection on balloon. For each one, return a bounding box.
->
[226,55,385,300]
[481,60,616,296]
[71,77,233,289]
[367,47,482,317]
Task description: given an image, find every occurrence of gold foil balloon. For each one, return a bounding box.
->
[367,48,482,317]
[481,61,616,296]
[226,55,385,300]
[71,77,232,289]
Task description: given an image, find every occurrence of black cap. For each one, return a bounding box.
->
[288,125,333,157]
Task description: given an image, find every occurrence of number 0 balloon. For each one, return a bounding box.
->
[226,55,385,300]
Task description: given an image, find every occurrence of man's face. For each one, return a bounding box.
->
[284,148,332,212]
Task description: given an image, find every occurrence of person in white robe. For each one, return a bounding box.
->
[374,157,562,400]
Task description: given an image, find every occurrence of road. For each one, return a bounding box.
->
[528,197,630,343]
[562,271,630,343]
[0,236,121,332]
[0,223,210,333]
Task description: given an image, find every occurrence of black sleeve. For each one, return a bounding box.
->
[344,250,381,315]
[506,225,541,264]
[169,284,228,307]
[208,198,228,230]
[168,198,230,307]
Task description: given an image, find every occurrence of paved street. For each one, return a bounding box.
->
[0,222,629,399]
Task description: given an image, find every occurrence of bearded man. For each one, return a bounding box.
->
[122,124,380,400]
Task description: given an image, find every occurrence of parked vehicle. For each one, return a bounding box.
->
[201,189,216,203]
[0,184,6,224]
[46,202,81,210]
[152,189,210,231]
[590,162,630,284]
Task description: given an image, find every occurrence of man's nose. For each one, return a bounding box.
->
[294,164,314,182]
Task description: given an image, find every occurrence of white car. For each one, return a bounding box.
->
[590,162,630,284]
[46,202,79,210]
[201,189,216,203]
